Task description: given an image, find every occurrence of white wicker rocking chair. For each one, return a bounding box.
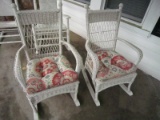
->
[0,0,21,44]
[33,0,70,43]
[82,4,143,106]
[13,2,82,120]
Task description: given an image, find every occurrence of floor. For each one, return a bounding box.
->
[0,32,160,120]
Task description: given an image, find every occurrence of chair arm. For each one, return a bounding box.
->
[85,40,99,80]
[14,45,27,92]
[61,41,83,73]
[117,38,143,65]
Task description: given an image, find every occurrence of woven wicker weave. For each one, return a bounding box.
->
[82,4,143,106]
[13,2,82,119]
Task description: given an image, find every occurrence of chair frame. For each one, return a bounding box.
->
[13,2,82,119]
[0,0,21,44]
[82,4,143,106]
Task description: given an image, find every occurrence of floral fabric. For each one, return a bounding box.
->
[57,56,78,85]
[26,55,78,94]
[26,77,46,94]
[86,50,136,82]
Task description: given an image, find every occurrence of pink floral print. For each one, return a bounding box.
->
[26,55,78,94]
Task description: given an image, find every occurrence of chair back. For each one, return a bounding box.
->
[86,4,123,51]
[13,2,63,60]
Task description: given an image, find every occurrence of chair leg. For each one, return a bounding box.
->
[33,104,39,120]
[0,32,4,43]
[82,68,100,106]
[70,84,80,106]
[28,98,39,120]
[94,91,100,106]
[120,84,133,96]
[119,75,136,96]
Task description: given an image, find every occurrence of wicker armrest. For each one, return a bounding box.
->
[85,40,99,80]
[61,41,83,73]
[117,38,143,65]
[14,45,27,91]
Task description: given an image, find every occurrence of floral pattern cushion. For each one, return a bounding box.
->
[86,50,137,82]
[57,55,74,72]
[62,70,78,84]
[26,77,46,94]
[26,55,78,94]
[58,56,78,84]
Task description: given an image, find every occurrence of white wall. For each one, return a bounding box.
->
[63,1,87,37]
[63,0,160,81]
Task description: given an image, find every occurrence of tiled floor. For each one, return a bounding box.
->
[0,32,160,120]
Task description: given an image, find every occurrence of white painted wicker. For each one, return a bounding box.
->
[0,0,21,44]
[33,0,70,43]
[83,4,143,106]
[13,2,82,119]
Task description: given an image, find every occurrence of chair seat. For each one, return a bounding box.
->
[86,50,137,82]
[26,55,78,94]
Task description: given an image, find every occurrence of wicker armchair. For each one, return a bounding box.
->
[82,4,143,106]
[0,0,21,44]
[33,0,70,43]
[13,2,82,120]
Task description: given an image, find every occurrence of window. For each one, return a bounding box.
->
[74,0,90,5]
[105,0,151,23]
[152,17,160,37]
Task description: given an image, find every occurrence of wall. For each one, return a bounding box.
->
[63,1,87,38]
[63,0,160,81]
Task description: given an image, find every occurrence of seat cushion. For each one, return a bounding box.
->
[86,50,137,82]
[26,55,78,94]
